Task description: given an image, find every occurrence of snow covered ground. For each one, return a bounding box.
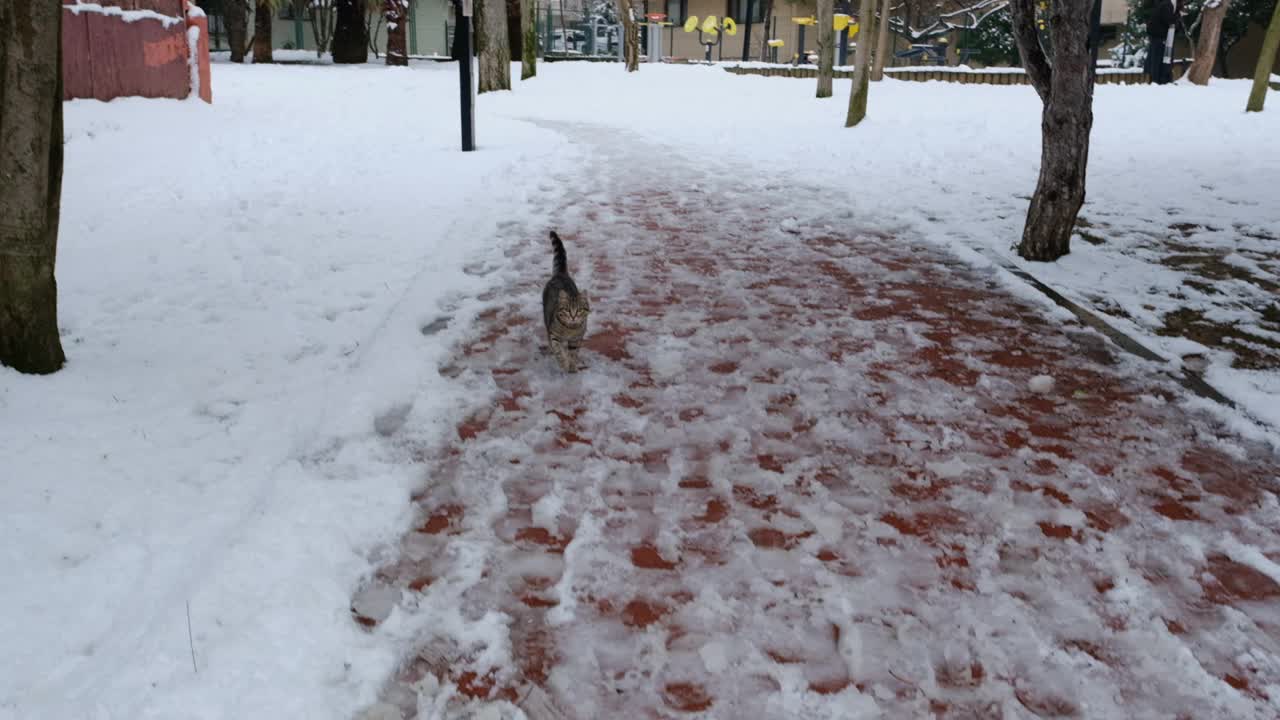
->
[1,62,573,720]
[2,58,1277,719]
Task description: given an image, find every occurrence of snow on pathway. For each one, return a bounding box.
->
[357,124,1280,719]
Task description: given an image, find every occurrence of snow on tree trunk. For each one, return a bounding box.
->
[521,0,537,79]
[872,0,891,79]
[1009,0,1096,261]
[478,0,512,91]
[333,0,370,63]
[385,0,409,65]
[0,0,67,374]
[817,0,835,97]
[619,0,640,71]
[1187,0,1232,84]
[226,0,249,62]
[758,0,774,60]
[1246,0,1280,111]
[845,0,877,126]
[253,1,273,63]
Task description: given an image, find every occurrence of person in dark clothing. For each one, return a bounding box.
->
[1146,0,1177,84]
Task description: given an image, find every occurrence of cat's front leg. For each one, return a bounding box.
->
[550,337,576,373]
[567,339,586,372]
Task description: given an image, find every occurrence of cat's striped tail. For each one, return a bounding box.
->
[550,231,568,275]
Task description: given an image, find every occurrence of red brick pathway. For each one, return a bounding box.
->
[359,132,1280,720]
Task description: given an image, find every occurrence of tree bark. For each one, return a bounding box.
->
[1186,0,1231,84]
[253,1,274,63]
[1009,0,1095,261]
[478,0,512,90]
[226,0,249,62]
[817,0,835,96]
[507,0,522,59]
[0,0,67,374]
[845,0,876,125]
[1246,0,1280,111]
[385,0,409,64]
[521,0,537,78]
[871,0,891,79]
[333,0,370,62]
[619,0,640,71]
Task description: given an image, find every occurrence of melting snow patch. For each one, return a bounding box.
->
[531,492,563,533]
[1029,374,1056,394]
[926,457,969,480]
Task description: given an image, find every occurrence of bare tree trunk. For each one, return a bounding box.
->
[1186,0,1231,84]
[478,0,512,90]
[844,0,876,125]
[365,1,384,57]
[226,0,249,62]
[333,0,369,62]
[506,0,522,58]
[311,0,337,56]
[521,0,537,78]
[0,0,67,374]
[385,0,408,64]
[758,0,774,60]
[253,1,274,63]
[619,0,640,71]
[871,0,890,79]
[817,0,835,96]
[1246,0,1280,111]
[1009,0,1096,261]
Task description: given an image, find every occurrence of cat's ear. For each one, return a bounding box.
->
[580,293,589,310]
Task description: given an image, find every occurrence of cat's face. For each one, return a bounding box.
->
[556,291,590,328]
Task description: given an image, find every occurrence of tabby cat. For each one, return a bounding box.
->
[542,231,590,373]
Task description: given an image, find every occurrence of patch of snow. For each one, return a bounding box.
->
[1029,374,1055,394]
[1221,535,1280,589]
[186,25,202,100]
[64,1,183,27]
[531,492,563,532]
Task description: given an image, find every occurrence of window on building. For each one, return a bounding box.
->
[665,0,687,24]
[726,0,765,23]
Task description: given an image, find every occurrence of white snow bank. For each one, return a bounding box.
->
[1,61,568,720]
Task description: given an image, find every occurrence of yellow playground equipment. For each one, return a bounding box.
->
[683,13,737,61]
[789,14,858,65]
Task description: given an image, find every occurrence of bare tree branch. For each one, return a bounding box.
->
[888,0,1008,42]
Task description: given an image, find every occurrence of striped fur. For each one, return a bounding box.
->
[542,231,590,372]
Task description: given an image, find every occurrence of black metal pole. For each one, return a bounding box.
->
[796,23,805,64]
[457,0,475,151]
[837,1,849,65]
[741,0,754,61]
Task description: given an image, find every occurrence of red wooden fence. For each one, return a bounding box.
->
[62,0,212,103]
